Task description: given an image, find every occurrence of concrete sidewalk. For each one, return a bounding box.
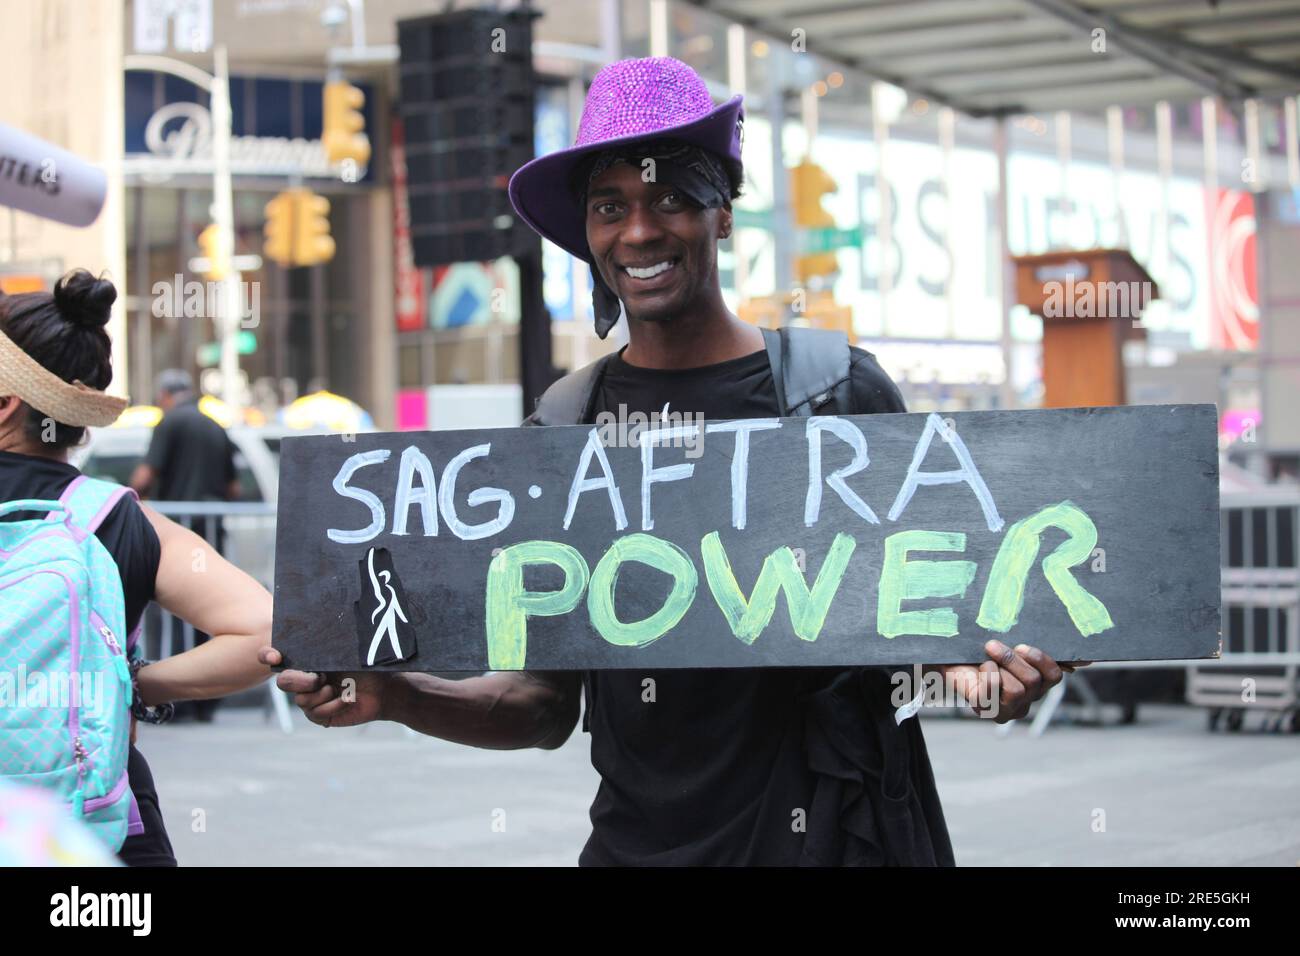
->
[137,701,1300,866]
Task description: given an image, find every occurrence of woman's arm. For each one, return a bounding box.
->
[134,504,273,705]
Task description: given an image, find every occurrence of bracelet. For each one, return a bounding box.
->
[129,658,175,725]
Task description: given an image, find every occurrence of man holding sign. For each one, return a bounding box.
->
[267,58,1077,866]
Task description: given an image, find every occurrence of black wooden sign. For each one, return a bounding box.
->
[271,405,1221,672]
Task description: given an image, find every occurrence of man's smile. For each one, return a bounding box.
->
[618,256,681,290]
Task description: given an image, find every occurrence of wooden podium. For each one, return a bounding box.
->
[1012,248,1156,408]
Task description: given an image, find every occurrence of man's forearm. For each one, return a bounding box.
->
[381,671,578,751]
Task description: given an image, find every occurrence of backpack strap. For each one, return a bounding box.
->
[57,475,144,653]
[760,325,852,417]
[525,353,618,426]
[528,329,851,426]
[57,475,139,536]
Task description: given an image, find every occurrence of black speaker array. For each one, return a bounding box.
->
[397,9,538,267]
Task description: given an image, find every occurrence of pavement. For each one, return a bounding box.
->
[138,696,1300,867]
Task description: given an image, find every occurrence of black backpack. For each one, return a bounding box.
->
[523,325,854,426]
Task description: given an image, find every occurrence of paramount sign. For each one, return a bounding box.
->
[123,71,374,181]
[124,100,333,177]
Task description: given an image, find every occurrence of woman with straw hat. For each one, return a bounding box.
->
[0,269,274,865]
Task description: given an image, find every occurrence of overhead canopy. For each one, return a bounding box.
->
[689,0,1300,115]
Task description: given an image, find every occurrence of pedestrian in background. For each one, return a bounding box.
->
[130,369,239,505]
[130,369,239,722]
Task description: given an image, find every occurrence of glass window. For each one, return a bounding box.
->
[399,340,424,388]
[79,453,138,486]
[232,449,263,503]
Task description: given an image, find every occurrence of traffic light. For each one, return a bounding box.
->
[293,190,335,266]
[790,160,839,283]
[791,160,836,228]
[197,224,230,280]
[323,80,371,168]
[737,295,784,330]
[263,192,294,266]
[262,188,335,267]
[804,292,853,334]
[795,250,839,284]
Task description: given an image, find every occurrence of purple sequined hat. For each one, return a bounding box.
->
[509,56,744,261]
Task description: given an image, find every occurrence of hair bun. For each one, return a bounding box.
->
[53,269,116,331]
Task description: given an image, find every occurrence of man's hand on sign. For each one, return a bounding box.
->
[257,646,387,728]
[939,641,1088,724]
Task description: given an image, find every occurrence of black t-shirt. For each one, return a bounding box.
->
[579,345,911,866]
[0,450,160,631]
[144,398,237,501]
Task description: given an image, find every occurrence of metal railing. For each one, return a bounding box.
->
[1012,487,1300,735]
[1188,488,1300,722]
[143,500,293,732]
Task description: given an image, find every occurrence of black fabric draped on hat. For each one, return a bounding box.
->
[574,139,737,339]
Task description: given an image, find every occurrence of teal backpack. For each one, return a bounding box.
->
[0,475,139,852]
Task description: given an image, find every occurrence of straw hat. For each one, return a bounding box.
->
[0,326,127,427]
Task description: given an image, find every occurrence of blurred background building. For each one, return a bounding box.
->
[0,0,1297,481]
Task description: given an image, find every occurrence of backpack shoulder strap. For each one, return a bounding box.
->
[529,328,850,425]
[525,353,618,426]
[56,475,141,652]
[760,325,851,417]
[57,475,138,535]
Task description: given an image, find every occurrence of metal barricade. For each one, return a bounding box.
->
[1006,486,1300,736]
[142,501,293,733]
[1187,487,1300,730]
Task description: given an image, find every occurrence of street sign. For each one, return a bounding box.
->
[272,405,1221,673]
[732,208,774,230]
[133,0,212,54]
[797,226,864,254]
[196,331,257,367]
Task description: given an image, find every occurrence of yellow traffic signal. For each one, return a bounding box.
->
[791,160,839,283]
[263,188,335,267]
[804,291,853,334]
[323,80,371,168]
[263,192,295,266]
[737,295,784,330]
[791,160,836,228]
[197,224,230,280]
[796,251,839,284]
[293,190,335,266]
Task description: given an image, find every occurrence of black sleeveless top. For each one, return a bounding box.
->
[0,450,159,629]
